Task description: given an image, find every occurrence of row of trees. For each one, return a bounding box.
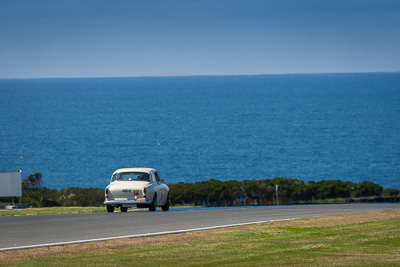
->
[17,173,400,207]
[169,178,399,206]
[21,173,104,207]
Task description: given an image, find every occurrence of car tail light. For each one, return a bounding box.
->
[106,188,109,200]
[143,188,146,198]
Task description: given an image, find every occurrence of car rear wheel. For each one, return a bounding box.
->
[162,194,170,211]
[120,206,128,212]
[149,193,157,212]
[106,205,115,213]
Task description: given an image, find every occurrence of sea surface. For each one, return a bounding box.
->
[1,73,399,190]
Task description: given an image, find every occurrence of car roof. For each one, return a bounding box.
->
[113,168,156,175]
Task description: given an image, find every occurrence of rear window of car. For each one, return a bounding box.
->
[111,172,150,182]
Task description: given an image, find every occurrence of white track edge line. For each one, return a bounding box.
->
[0,218,296,252]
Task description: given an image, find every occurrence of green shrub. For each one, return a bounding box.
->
[382,188,400,197]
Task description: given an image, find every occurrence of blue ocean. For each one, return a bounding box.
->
[1,73,399,190]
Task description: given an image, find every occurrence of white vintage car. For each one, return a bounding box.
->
[104,168,169,212]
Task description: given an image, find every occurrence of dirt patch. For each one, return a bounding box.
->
[309,243,328,249]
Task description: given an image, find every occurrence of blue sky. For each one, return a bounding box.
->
[0,0,399,78]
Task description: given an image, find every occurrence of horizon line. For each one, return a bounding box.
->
[1,71,399,80]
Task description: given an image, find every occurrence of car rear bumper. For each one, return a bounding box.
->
[104,200,151,206]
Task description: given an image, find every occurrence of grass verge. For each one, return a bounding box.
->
[0,207,105,216]
[0,206,204,217]
[1,210,399,266]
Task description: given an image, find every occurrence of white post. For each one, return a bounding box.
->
[19,156,23,203]
[276,184,279,206]
[19,156,23,173]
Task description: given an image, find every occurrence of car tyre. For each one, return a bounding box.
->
[162,194,170,211]
[106,205,115,213]
[149,193,157,212]
[120,206,128,212]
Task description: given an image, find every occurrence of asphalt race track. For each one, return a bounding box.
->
[1,203,399,251]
